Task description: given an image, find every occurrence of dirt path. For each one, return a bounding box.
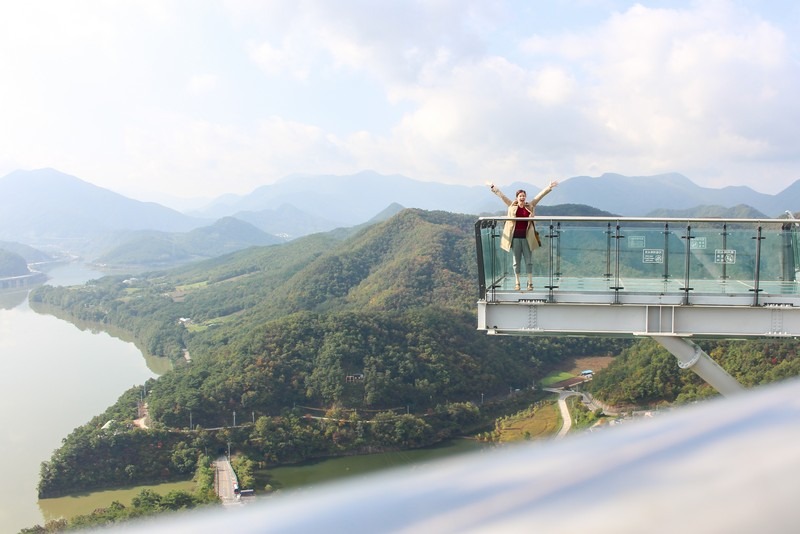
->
[133,402,149,429]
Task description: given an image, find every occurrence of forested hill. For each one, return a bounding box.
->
[32,208,623,426]
[33,208,630,497]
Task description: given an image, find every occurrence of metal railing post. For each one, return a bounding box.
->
[610,223,624,304]
[752,225,764,306]
[663,222,670,281]
[605,222,613,279]
[681,224,694,305]
[720,223,729,281]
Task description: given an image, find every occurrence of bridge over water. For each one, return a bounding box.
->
[475,215,800,395]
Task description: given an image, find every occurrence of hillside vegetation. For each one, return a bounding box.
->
[29,208,800,501]
[31,209,627,495]
[587,338,800,406]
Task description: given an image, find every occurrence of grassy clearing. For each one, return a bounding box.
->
[540,355,615,387]
[175,281,208,291]
[480,356,616,442]
[185,315,235,333]
[540,372,574,386]
[478,399,562,442]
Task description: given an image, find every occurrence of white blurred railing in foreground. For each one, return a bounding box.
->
[116,377,800,533]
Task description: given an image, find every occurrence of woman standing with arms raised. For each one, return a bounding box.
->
[487,180,558,290]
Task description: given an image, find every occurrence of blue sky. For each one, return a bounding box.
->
[2,0,799,205]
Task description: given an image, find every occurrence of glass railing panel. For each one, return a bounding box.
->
[476,217,800,301]
[685,223,755,293]
[476,220,515,294]
[612,222,679,292]
[537,220,613,283]
[681,222,791,295]
[751,223,794,282]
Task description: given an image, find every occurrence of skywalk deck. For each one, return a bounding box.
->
[476,216,800,339]
[476,216,800,395]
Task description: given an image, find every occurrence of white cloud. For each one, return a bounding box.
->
[187,74,219,95]
[248,39,311,80]
[499,1,800,187]
[1,0,799,198]
[527,67,576,105]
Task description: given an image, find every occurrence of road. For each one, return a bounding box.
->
[214,455,241,506]
[544,387,589,438]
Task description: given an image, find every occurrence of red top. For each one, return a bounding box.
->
[514,205,530,238]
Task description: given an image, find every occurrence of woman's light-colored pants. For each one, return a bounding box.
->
[511,237,532,275]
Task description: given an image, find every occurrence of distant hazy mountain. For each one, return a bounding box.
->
[0,169,210,247]
[5,167,800,264]
[545,172,800,217]
[646,204,769,219]
[0,241,53,263]
[95,217,283,267]
[194,170,800,225]
[0,249,30,277]
[232,203,342,240]
[193,170,494,226]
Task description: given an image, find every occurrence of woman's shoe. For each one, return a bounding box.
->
[527,282,533,291]
[514,282,520,290]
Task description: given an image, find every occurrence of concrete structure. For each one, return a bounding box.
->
[0,271,46,289]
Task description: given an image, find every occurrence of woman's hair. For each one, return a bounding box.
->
[516,189,527,196]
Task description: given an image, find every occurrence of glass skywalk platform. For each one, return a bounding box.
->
[476,216,800,394]
[476,216,800,336]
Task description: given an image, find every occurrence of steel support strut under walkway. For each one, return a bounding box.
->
[649,335,745,397]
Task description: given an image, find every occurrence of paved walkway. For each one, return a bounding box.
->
[542,388,597,438]
[544,388,581,437]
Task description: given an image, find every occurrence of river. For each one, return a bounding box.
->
[0,263,165,533]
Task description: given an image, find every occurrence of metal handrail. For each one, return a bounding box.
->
[478,215,791,224]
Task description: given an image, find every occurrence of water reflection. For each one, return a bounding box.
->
[29,301,173,375]
[38,480,195,522]
[261,439,491,493]
[0,289,28,310]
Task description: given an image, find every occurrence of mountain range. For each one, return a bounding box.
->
[1,167,797,267]
[92,217,284,267]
